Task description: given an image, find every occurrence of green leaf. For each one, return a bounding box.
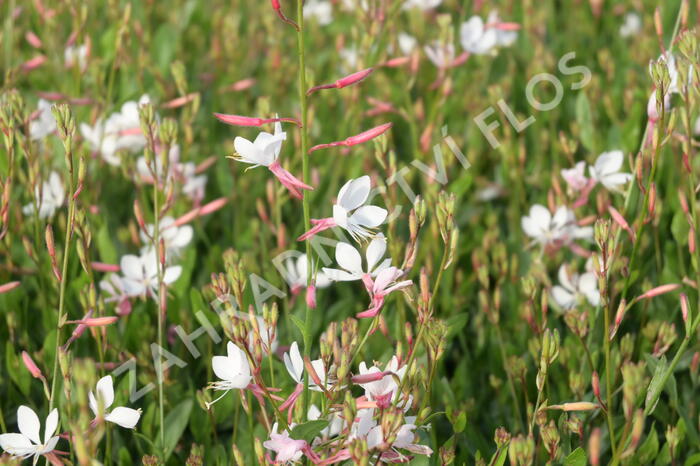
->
[684,453,700,466]
[564,447,587,466]
[637,426,659,463]
[289,420,330,443]
[575,91,595,152]
[290,314,307,340]
[160,399,194,460]
[445,313,469,338]
[488,445,508,466]
[645,355,669,415]
[452,411,467,433]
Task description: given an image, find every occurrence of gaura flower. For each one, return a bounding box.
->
[89,376,141,429]
[322,235,391,284]
[588,151,632,193]
[283,254,331,294]
[357,267,412,319]
[0,405,60,462]
[402,0,442,10]
[560,161,589,192]
[210,341,252,391]
[263,423,308,464]
[298,176,387,242]
[230,119,312,199]
[119,251,182,298]
[64,44,88,70]
[521,204,593,247]
[283,342,332,391]
[307,405,344,440]
[460,11,518,55]
[423,41,455,68]
[619,12,642,38]
[29,99,57,141]
[139,216,193,260]
[551,261,600,310]
[22,171,65,219]
[303,0,332,25]
[99,274,132,316]
[80,95,150,166]
[397,33,418,55]
[356,356,407,408]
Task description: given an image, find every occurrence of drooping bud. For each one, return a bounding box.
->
[213,113,300,127]
[308,123,393,153]
[307,68,374,95]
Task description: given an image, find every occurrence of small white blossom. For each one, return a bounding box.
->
[22,171,65,219]
[0,406,60,462]
[521,205,593,246]
[323,235,391,282]
[551,261,600,310]
[619,12,642,38]
[29,99,57,141]
[589,151,632,192]
[119,251,182,298]
[89,376,141,429]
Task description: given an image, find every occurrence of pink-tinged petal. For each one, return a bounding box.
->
[105,407,141,429]
[297,218,336,241]
[17,406,42,444]
[21,55,47,72]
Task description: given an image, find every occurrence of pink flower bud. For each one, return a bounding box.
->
[214,113,301,127]
[0,281,20,294]
[21,55,46,72]
[383,57,411,68]
[162,93,198,109]
[173,197,229,227]
[308,123,393,153]
[22,351,43,379]
[68,316,119,327]
[307,68,374,95]
[25,32,43,48]
[222,78,256,93]
[638,284,680,300]
[680,293,689,323]
[592,371,601,399]
[608,206,635,242]
[91,262,120,273]
[305,284,317,309]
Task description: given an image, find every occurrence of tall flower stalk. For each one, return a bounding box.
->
[295,0,314,417]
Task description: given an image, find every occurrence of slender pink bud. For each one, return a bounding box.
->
[608,206,635,241]
[22,351,43,379]
[690,228,696,254]
[610,299,626,339]
[220,78,256,93]
[307,68,374,95]
[308,123,393,153]
[683,152,692,173]
[549,402,599,411]
[305,284,317,309]
[494,22,521,31]
[67,316,119,327]
[648,183,656,218]
[638,284,680,300]
[0,281,20,294]
[21,55,47,72]
[25,31,43,48]
[592,371,601,399]
[162,93,198,109]
[383,57,411,68]
[173,197,229,227]
[304,356,324,388]
[680,293,689,323]
[91,262,120,273]
[589,428,601,466]
[214,113,301,127]
[351,371,391,384]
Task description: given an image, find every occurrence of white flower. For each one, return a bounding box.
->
[424,41,455,68]
[551,262,600,310]
[460,11,517,55]
[521,205,593,246]
[332,176,388,241]
[80,95,150,166]
[179,162,208,202]
[0,406,60,461]
[89,376,142,429]
[29,99,57,141]
[119,251,182,298]
[210,341,252,391]
[402,0,442,11]
[589,151,632,192]
[560,161,589,192]
[283,342,332,391]
[322,235,391,282]
[619,12,641,38]
[283,254,331,292]
[397,33,417,55]
[357,356,406,403]
[22,171,65,219]
[64,44,88,70]
[233,121,286,168]
[307,405,344,440]
[304,0,332,25]
[139,216,193,260]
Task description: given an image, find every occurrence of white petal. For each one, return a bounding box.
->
[595,151,624,175]
[365,235,387,272]
[163,265,182,285]
[234,137,262,165]
[95,376,115,410]
[321,267,360,282]
[171,226,193,248]
[17,406,41,445]
[105,407,141,429]
[551,286,575,309]
[43,409,59,444]
[337,176,370,211]
[335,242,363,275]
[521,205,551,238]
[350,206,387,228]
[212,356,238,382]
[0,433,35,456]
[119,255,144,280]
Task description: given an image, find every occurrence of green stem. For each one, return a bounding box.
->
[495,324,525,433]
[603,297,617,458]
[153,175,166,459]
[296,0,313,421]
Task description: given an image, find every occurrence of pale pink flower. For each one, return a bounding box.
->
[357,267,412,319]
[551,261,600,310]
[589,151,632,192]
[356,356,407,407]
[560,161,589,191]
[521,205,593,247]
[263,424,308,464]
